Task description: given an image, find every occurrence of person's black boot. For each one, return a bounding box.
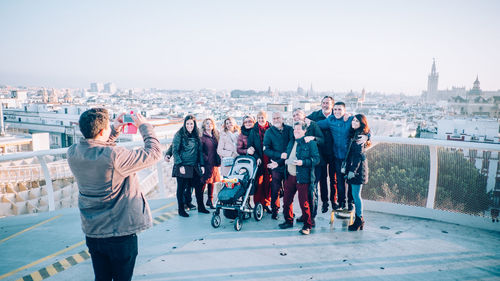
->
[321,203,329,213]
[279,221,293,229]
[198,207,210,214]
[348,216,364,231]
[179,208,189,217]
[198,200,210,213]
[348,203,354,212]
[206,200,216,209]
[271,211,278,220]
[186,202,197,211]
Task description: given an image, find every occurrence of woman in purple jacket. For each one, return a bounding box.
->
[237,115,255,155]
[200,118,221,209]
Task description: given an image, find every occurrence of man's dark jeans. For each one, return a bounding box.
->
[308,181,319,218]
[318,158,337,206]
[86,234,138,281]
[270,170,284,213]
[333,158,353,207]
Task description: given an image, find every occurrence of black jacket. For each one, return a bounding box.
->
[307,110,334,162]
[345,134,369,185]
[286,138,320,184]
[172,130,203,167]
[263,124,294,173]
[305,121,324,147]
[247,122,269,163]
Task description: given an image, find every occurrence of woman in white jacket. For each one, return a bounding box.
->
[217,117,240,176]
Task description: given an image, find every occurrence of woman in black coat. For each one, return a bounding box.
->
[345,114,370,231]
[172,115,209,217]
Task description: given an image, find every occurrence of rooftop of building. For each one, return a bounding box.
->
[0,136,499,280]
[0,198,499,281]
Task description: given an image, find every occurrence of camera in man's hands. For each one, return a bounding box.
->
[122,111,137,134]
[123,113,134,124]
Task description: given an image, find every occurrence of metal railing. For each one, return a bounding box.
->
[0,139,172,215]
[1,136,499,231]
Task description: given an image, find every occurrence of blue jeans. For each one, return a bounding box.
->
[351,184,363,217]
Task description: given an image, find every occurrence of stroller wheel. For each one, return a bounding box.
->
[234,216,242,231]
[211,214,221,228]
[254,203,264,221]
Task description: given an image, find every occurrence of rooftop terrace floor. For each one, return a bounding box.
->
[1,198,499,281]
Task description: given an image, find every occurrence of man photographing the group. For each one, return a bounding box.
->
[67,108,162,281]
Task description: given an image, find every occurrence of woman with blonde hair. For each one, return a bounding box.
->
[217,117,240,176]
[200,118,221,209]
[247,111,272,213]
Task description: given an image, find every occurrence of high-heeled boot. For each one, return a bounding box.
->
[197,197,210,213]
[348,215,364,231]
[178,208,189,217]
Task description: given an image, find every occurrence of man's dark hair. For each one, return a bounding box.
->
[334,101,346,107]
[78,108,109,139]
[322,96,334,103]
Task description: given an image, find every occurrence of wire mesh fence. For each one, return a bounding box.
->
[363,142,498,219]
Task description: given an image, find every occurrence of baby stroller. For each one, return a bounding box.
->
[211,155,264,231]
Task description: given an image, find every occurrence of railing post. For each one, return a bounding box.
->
[37,155,55,211]
[156,162,166,198]
[426,145,438,209]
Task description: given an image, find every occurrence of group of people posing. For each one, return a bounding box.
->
[169,96,371,235]
[67,101,371,280]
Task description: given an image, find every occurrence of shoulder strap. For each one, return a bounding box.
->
[341,133,357,166]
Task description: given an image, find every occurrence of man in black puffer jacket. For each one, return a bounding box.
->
[307,96,337,213]
[279,121,320,235]
[263,111,294,219]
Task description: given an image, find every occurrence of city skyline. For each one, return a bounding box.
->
[1,0,499,95]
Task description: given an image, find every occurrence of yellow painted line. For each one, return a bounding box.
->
[8,209,178,281]
[73,254,84,263]
[0,240,85,280]
[151,202,175,214]
[45,265,57,276]
[59,258,72,270]
[31,271,43,281]
[0,215,62,245]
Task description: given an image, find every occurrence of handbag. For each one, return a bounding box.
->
[172,164,194,178]
[222,157,235,167]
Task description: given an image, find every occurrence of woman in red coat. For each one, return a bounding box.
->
[247,111,272,213]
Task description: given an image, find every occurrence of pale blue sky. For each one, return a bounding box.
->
[1,0,499,94]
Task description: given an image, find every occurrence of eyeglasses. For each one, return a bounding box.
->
[244,120,253,123]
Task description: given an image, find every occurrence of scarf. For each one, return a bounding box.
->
[241,126,252,137]
[258,122,270,142]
